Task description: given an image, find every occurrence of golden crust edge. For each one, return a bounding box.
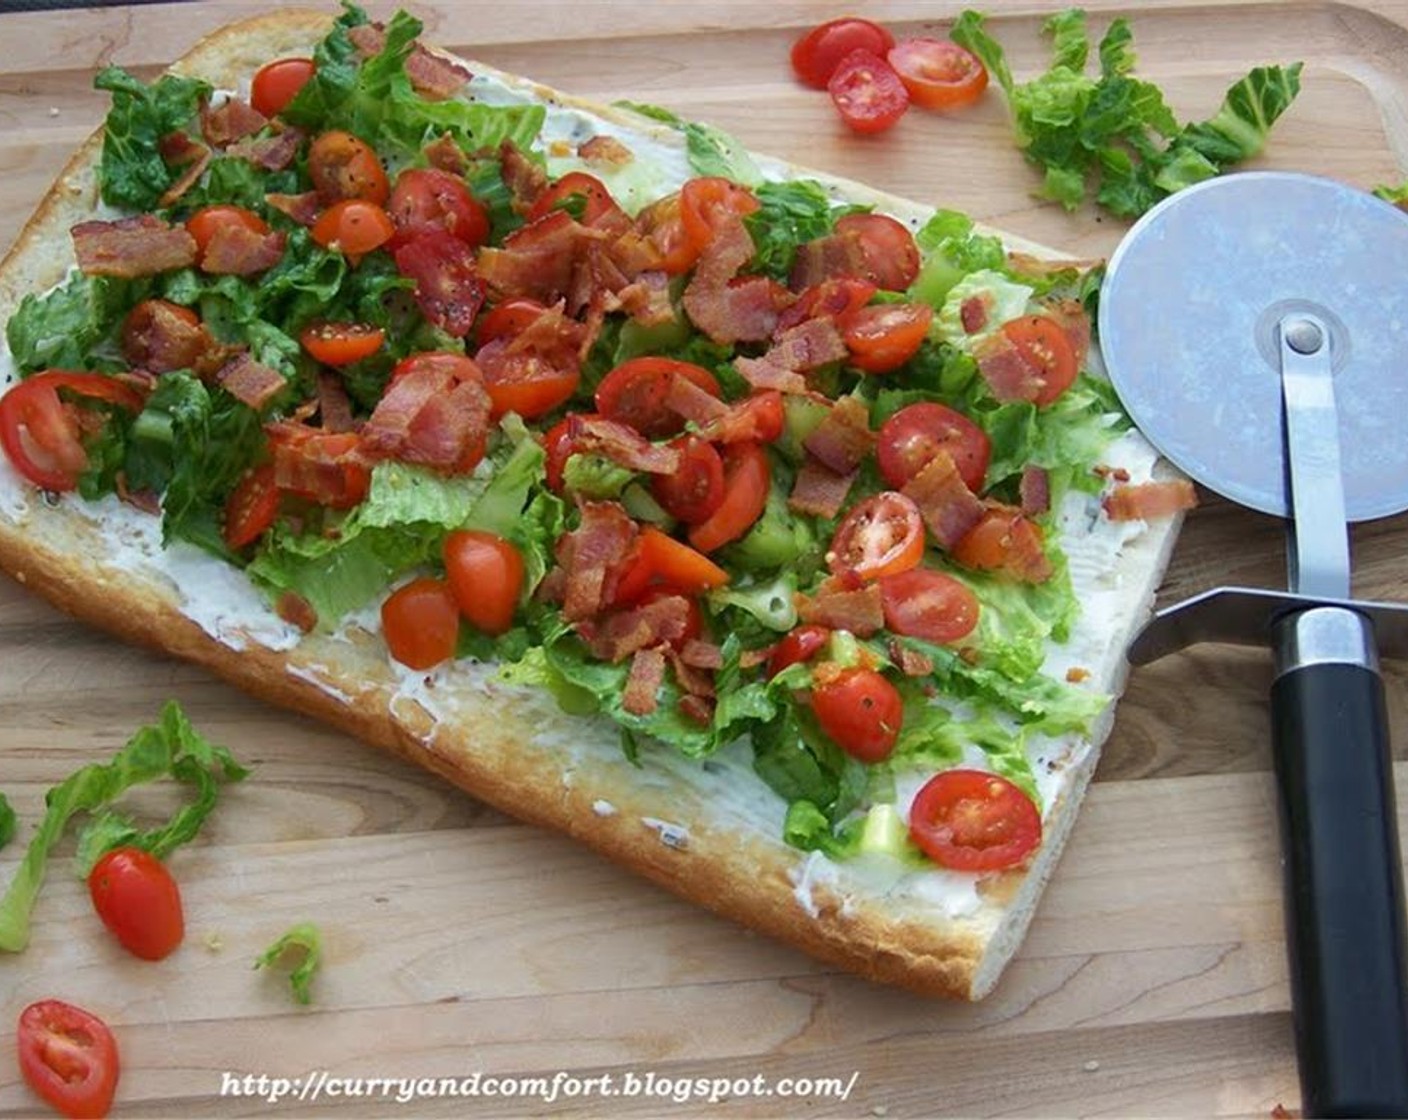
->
[0,7,1184,1001]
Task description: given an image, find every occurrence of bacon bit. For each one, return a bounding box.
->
[500,140,550,215]
[788,456,855,519]
[734,356,806,394]
[159,130,205,167]
[698,389,785,445]
[347,22,386,55]
[423,132,467,175]
[579,594,693,662]
[803,395,874,474]
[114,472,161,515]
[1020,464,1051,516]
[889,640,934,677]
[665,374,730,426]
[1066,666,1091,683]
[1269,1105,1294,1120]
[478,212,601,304]
[276,591,318,633]
[201,223,286,276]
[216,353,286,411]
[362,363,491,472]
[958,646,981,665]
[1102,479,1198,522]
[536,567,567,604]
[230,128,304,172]
[579,135,633,166]
[200,98,268,147]
[623,647,668,715]
[789,231,868,291]
[960,294,990,335]
[405,48,472,100]
[266,191,322,227]
[739,646,774,669]
[974,331,1044,403]
[316,372,357,434]
[608,270,674,327]
[903,450,986,549]
[679,639,724,670]
[556,501,639,622]
[1044,297,1092,369]
[769,316,848,371]
[679,694,715,725]
[121,301,224,377]
[72,216,197,278]
[157,145,212,207]
[683,219,781,344]
[1093,464,1131,482]
[567,415,681,475]
[796,580,885,637]
[669,651,716,699]
[114,370,159,396]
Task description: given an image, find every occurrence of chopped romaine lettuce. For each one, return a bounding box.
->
[94,66,211,210]
[936,270,1035,346]
[5,273,150,375]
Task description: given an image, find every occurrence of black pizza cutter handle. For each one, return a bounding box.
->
[1271,605,1408,1118]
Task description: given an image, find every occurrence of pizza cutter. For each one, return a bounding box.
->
[1099,172,1408,1119]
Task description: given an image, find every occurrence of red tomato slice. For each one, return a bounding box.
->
[393,232,486,339]
[0,372,143,492]
[251,57,316,118]
[777,277,878,332]
[381,577,460,669]
[708,390,785,445]
[633,193,699,275]
[877,401,990,493]
[827,491,925,581]
[887,39,989,111]
[88,847,184,961]
[474,337,580,420]
[299,321,384,366]
[679,177,761,253]
[633,527,730,595]
[311,199,396,259]
[388,168,490,250]
[652,435,725,524]
[880,567,980,644]
[17,999,120,1120]
[828,49,910,134]
[841,302,933,373]
[791,17,897,89]
[528,171,624,226]
[908,769,1042,871]
[595,357,721,440]
[267,424,371,509]
[308,130,390,205]
[443,530,525,636]
[687,441,770,553]
[835,213,921,291]
[1002,315,1079,406]
[542,413,587,492]
[811,667,902,762]
[766,624,830,678]
[476,298,551,347]
[952,507,1053,582]
[223,464,279,551]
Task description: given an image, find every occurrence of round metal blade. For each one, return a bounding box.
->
[1098,171,1408,522]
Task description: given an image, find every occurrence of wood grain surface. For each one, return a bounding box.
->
[1,1,1407,1116]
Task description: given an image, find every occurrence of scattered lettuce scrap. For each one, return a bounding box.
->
[951,8,1303,217]
[0,702,247,952]
[1374,181,1408,209]
[255,922,323,1005]
[0,794,14,852]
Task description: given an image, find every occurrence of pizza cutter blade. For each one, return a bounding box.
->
[1099,172,1408,1119]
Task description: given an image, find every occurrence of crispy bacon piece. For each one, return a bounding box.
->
[266,191,322,227]
[1020,464,1051,516]
[216,353,286,411]
[72,216,197,278]
[679,693,715,724]
[679,639,724,670]
[348,23,471,99]
[683,219,784,344]
[556,501,639,622]
[423,132,467,175]
[567,415,681,474]
[669,651,716,699]
[608,270,674,327]
[796,579,885,637]
[500,140,550,215]
[201,223,286,276]
[904,450,986,549]
[200,98,267,147]
[739,646,773,669]
[664,374,730,426]
[960,294,990,334]
[788,457,855,518]
[580,594,693,662]
[159,130,206,167]
[277,591,319,634]
[1045,297,1092,369]
[624,647,668,715]
[803,395,874,474]
[230,128,304,172]
[347,22,386,54]
[477,212,599,303]
[317,372,357,433]
[890,640,934,677]
[362,364,491,472]
[973,332,1044,403]
[579,135,633,166]
[734,357,806,394]
[115,471,161,516]
[1102,479,1198,522]
[121,300,223,377]
[770,317,848,371]
[789,231,868,291]
[158,148,212,207]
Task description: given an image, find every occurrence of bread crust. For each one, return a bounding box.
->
[0,9,1183,1000]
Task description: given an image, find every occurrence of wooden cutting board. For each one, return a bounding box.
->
[2,1,1407,1116]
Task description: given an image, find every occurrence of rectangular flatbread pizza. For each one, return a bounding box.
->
[0,5,1186,999]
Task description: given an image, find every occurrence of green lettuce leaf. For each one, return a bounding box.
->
[1373,181,1408,207]
[745,180,853,281]
[0,702,246,952]
[0,795,14,852]
[94,66,211,210]
[255,922,323,1005]
[5,274,150,375]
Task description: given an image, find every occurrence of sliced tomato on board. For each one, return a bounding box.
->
[908,769,1042,871]
[877,402,991,494]
[17,999,120,1120]
[251,57,316,118]
[791,17,897,89]
[687,441,770,553]
[811,667,903,763]
[880,567,980,645]
[827,49,910,134]
[0,372,143,492]
[887,39,989,111]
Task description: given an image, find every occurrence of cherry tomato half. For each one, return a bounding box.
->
[542,413,585,492]
[476,298,550,347]
[87,847,184,961]
[389,168,490,250]
[381,577,460,670]
[877,402,990,494]
[827,491,925,581]
[828,49,910,135]
[766,624,830,678]
[842,302,933,373]
[886,39,989,111]
[475,338,580,420]
[1002,315,1078,407]
[633,193,699,275]
[687,441,770,553]
[443,530,524,636]
[0,372,143,492]
[952,507,1053,583]
[880,567,980,644]
[17,999,120,1120]
[308,130,390,205]
[791,17,897,89]
[811,667,903,763]
[299,321,385,366]
[185,205,270,263]
[250,57,316,118]
[528,171,623,226]
[908,768,1042,871]
[223,464,279,551]
[834,213,921,291]
[680,176,760,253]
[652,435,725,524]
[311,199,396,259]
[616,527,730,602]
[595,357,721,440]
